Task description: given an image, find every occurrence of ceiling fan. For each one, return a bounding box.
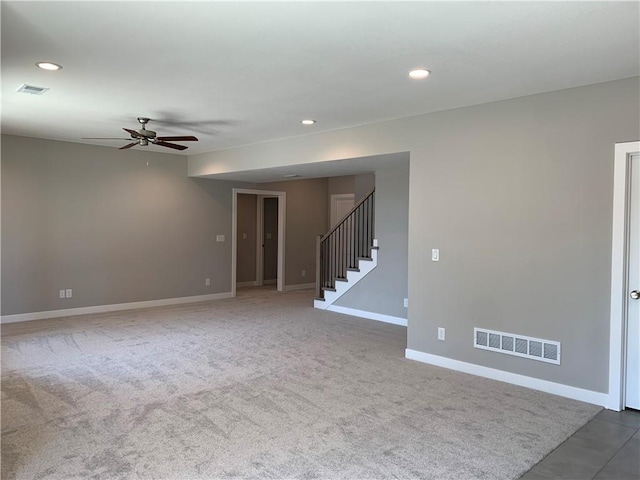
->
[83,117,198,151]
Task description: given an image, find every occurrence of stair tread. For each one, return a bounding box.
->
[314,297,325,302]
[322,287,337,292]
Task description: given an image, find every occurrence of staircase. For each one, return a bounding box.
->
[314,189,377,309]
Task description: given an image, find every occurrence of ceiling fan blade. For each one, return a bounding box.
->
[82,137,131,140]
[123,128,143,138]
[156,135,198,142]
[119,142,138,150]
[156,141,188,151]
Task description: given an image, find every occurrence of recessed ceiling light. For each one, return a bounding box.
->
[36,62,63,71]
[301,119,316,125]
[409,68,430,79]
[284,174,300,178]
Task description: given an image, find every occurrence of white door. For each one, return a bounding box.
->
[330,194,355,228]
[626,153,640,409]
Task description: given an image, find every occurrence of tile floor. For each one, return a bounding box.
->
[521,409,640,479]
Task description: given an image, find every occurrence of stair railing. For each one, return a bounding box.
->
[315,188,375,299]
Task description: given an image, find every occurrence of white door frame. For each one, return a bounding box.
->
[608,141,640,411]
[232,188,286,296]
[330,193,355,228]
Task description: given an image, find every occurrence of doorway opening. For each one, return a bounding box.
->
[608,141,640,411]
[232,188,286,297]
[257,196,279,288]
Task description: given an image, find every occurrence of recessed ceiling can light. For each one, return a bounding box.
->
[409,68,430,79]
[284,174,300,178]
[36,62,63,71]
[301,119,316,125]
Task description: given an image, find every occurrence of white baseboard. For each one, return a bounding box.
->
[327,305,407,327]
[1,292,234,324]
[236,281,258,287]
[283,283,316,292]
[405,349,608,407]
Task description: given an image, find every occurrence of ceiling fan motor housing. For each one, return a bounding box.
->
[136,117,156,138]
[136,129,156,138]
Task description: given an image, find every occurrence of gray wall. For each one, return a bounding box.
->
[188,77,640,394]
[354,173,375,202]
[327,175,355,196]
[406,79,639,393]
[335,163,409,319]
[261,178,328,286]
[236,194,257,283]
[1,135,241,315]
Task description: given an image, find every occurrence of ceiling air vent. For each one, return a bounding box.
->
[474,327,561,365]
[17,84,49,95]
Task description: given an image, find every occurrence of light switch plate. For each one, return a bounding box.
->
[432,249,440,261]
[216,235,225,242]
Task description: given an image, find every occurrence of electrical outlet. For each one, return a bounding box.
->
[438,327,446,341]
[66,289,73,298]
[205,278,211,286]
[301,270,306,277]
[403,298,408,308]
[59,290,66,299]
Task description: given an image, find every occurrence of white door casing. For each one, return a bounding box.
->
[330,193,355,228]
[608,141,640,411]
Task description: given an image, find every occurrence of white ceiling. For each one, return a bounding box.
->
[1,1,639,158]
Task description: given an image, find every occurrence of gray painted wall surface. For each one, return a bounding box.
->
[188,78,640,393]
[236,194,257,283]
[1,135,241,315]
[354,173,375,202]
[261,178,329,286]
[327,175,355,196]
[406,80,639,393]
[335,163,409,319]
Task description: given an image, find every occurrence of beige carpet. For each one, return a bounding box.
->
[2,287,600,479]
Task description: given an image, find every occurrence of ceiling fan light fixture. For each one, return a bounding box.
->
[36,62,63,71]
[301,119,316,125]
[409,68,430,79]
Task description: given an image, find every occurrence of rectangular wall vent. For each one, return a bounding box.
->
[474,328,561,365]
[17,84,49,95]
